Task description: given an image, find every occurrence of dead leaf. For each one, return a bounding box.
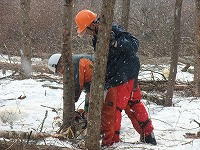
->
[17,95,26,100]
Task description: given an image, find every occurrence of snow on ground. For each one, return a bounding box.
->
[0,63,200,150]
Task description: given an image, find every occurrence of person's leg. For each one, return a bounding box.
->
[113,80,134,143]
[126,86,156,145]
[125,104,143,134]
[101,87,117,146]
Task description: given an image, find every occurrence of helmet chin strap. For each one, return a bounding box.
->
[93,18,100,35]
[95,26,98,34]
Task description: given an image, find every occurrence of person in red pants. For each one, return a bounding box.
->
[75,9,157,146]
[114,82,155,144]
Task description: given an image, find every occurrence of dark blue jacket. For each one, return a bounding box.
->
[93,23,140,90]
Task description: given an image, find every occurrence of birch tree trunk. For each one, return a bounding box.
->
[60,0,75,135]
[121,0,130,30]
[165,0,183,106]
[194,0,200,97]
[20,0,32,78]
[85,0,116,149]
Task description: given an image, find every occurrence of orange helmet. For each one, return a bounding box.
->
[75,10,97,34]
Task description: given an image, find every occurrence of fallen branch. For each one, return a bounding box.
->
[0,130,52,140]
[191,119,200,127]
[0,130,75,141]
[42,84,63,89]
[0,139,76,150]
[1,94,27,101]
[139,80,193,92]
[39,110,48,133]
[40,105,60,114]
[0,119,87,141]
[184,132,200,139]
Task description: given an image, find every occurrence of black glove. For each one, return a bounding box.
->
[75,109,87,129]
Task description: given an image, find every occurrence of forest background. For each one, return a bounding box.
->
[0,0,195,60]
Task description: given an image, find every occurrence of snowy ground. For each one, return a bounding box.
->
[0,59,200,150]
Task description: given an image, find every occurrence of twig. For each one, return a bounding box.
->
[39,110,48,133]
[5,140,18,150]
[1,98,16,101]
[75,128,87,138]
[76,100,85,110]
[152,118,173,127]
[178,126,199,131]
[181,140,194,145]
[26,131,32,144]
[42,84,63,89]
[40,105,61,114]
[192,119,200,127]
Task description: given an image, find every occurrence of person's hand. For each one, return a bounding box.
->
[75,109,87,120]
[75,109,87,129]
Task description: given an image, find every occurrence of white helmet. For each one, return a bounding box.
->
[48,54,61,73]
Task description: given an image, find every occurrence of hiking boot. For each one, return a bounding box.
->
[140,132,157,145]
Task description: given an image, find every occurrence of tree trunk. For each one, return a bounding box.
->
[165,0,183,106]
[121,0,130,30]
[61,0,75,135]
[20,0,32,78]
[194,0,200,97]
[85,0,116,149]
[90,0,95,11]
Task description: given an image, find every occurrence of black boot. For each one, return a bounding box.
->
[140,132,157,145]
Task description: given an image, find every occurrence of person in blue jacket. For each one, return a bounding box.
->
[75,9,157,146]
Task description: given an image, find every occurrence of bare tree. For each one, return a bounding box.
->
[165,0,183,106]
[85,0,116,149]
[20,0,32,78]
[121,0,130,30]
[194,0,200,96]
[90,0,96,11]
[60,0,75,134]
[1,1,196,59]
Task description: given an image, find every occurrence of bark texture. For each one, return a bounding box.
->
[60,0,75,135]
[85,0,116,149]
[20,0,32,78]
[194,0,200,96]
[165,0,183,106]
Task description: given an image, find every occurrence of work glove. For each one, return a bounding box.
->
[75,109,87,120]
[75,109,87,129]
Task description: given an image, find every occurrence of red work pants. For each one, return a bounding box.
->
[113,79,154,143]
[101,87,117,146]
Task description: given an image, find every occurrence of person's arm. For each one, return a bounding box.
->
[117,33,139,53]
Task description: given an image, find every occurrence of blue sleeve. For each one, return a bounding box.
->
[117,33,139,53]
